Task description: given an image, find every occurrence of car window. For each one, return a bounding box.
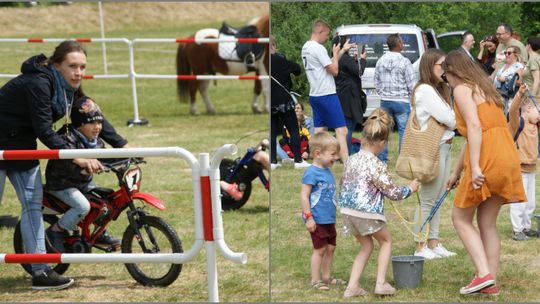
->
[344,33,419,68]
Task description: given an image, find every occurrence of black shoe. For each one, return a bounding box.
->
[45,227,65,253]
[32,269,74,290]
[95,230,121,246]
[523,228,538,237]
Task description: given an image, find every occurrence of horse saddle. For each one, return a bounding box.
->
[219,22,238,36]
[217,22,264,67]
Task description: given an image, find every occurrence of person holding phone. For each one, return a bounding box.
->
[301,19,353,163]
[333,36,367,155]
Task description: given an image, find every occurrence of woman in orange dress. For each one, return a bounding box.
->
[443,51,526,295]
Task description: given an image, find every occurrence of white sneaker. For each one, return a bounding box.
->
[431,243,457,257]
[294,160,311,169]
[281,158,294,165]
[270,163,281,170]
[414,247,441,260]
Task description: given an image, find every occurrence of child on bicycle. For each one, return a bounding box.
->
[45,96,120,252]
[338,109,420,297]
[300,131,345,291]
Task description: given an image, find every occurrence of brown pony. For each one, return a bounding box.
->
[176,14,269,115]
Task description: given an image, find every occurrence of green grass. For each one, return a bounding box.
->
[0,4,269,302]
[271,131,540,302]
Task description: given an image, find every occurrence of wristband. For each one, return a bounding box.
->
[303,210,313,220]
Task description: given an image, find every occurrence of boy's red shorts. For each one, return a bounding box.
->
[310,223,336,249]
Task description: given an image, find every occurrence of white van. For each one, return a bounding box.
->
[335,24,441,117]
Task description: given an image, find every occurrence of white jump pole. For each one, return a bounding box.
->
[126,40,147,127]
[98,1,108,75]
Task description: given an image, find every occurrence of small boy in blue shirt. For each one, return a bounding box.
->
[300,131,345,290]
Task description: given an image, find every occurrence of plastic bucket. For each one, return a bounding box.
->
[535,214,540,237]
[391,255,425,289]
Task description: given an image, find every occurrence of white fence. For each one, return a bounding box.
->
[0,37,269,126]
[0,145,245,302]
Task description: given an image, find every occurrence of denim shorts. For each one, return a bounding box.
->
[342,214,386,236]
[309,94,346,129]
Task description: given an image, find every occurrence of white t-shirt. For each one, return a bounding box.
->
[301,40,336,96]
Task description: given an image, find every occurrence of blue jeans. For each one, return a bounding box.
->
[0,166,48,273]
[379,100,411,162]
[49,188,91,231]
[345,117,357,156]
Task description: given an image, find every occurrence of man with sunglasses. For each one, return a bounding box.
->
[494,23,528,71]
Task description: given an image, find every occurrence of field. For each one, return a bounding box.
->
[0,2,269,302]
[271,131,540,302]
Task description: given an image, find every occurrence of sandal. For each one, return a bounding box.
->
[311,280,330,291]
[344,286,368,298]
[323,277,347,285]
[374,282,396,296]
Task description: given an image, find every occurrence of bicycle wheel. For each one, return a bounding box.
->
[121,215,183,286]
[13,215,70,275]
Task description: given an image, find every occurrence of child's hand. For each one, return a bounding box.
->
[409,178,420,193]
[305,218,316,232]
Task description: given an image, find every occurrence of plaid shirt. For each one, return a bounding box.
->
[374,51,415,102]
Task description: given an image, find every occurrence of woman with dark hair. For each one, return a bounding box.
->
[0,40,128,290]
[443,51,526,295]
[410,49,457,260]
[332,35,367,155]
[476,35,498,75]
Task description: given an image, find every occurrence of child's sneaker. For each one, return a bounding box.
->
[431,243,457,257]
[32,269,74,290]
[459,273,495,294]
[414,247,441,260]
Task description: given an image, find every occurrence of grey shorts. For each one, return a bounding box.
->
[342,214,386,236]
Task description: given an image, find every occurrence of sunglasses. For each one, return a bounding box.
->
[505,51,514,56]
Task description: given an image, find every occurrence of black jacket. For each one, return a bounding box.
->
[335,54,366,124]
[271,53,301,108]
[0,55,127,171]
[45,125,105,191]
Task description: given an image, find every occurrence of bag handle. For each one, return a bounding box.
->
[409,86,449,131]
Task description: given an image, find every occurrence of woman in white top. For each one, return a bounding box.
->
[493,46,524,113]
[411,49,458,259]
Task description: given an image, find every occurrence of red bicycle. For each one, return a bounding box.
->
[13,158,183,286]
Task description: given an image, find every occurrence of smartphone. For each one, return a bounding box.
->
[361,44,366,54]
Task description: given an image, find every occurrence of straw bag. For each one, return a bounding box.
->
[395,93,445,183]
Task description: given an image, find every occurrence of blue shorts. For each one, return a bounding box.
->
[309,94,346,129]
